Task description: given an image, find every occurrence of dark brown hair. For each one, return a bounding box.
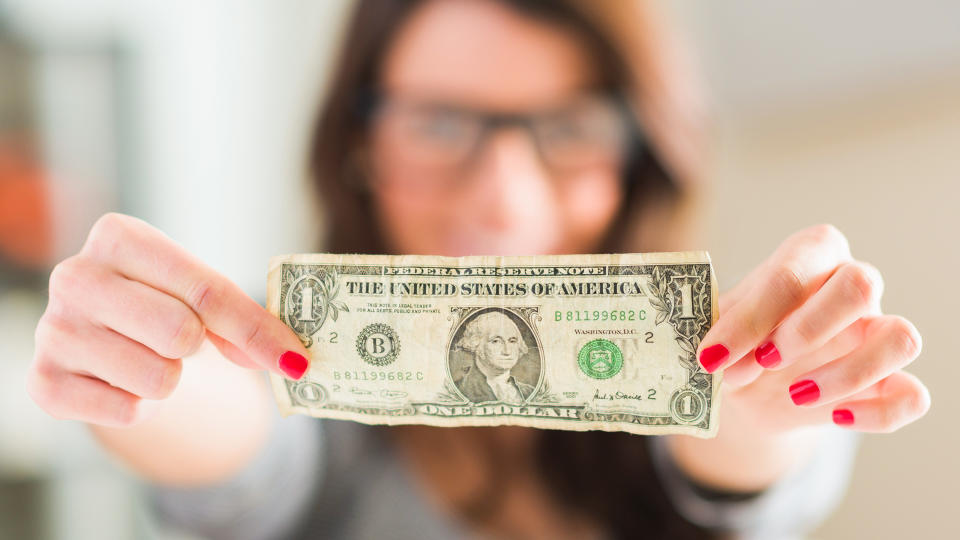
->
[309,0,715,538]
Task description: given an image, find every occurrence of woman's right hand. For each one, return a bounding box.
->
[28,212,310,428]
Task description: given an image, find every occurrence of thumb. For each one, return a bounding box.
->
[206,330,262,370]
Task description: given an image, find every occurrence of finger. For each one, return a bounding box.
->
[40,315,183,400]
[711,265,820,388]
[53,257,205,360]
[206,329,261,370]
[698,224,853,373]
[715,351,760,389]
[80,213,309,378]
[26,364,148,427]
[787,315,922,407]
[727,316,871,390]
[718,261,766,310]
[754,260,883,370]
[828,371,931,432]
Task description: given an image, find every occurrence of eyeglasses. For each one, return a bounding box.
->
[365,92,637,179]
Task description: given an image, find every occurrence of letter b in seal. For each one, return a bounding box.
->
[356,323,401,367]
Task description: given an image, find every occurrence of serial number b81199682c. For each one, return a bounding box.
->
[333,370,425,381]
[555,309,647,322]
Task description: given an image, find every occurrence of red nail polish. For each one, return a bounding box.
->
[755,341,781,368]
[833,409,854,426]
[789,379,820,405]
[699,344,729,373]
[279,351,308,380]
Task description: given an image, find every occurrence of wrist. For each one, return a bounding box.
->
[664,392,826,492]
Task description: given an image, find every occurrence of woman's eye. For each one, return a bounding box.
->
[538,117,586,140]
[535,103,621,147]
[413,111,472,140]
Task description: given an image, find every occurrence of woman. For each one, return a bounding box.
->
[27,0,930,538]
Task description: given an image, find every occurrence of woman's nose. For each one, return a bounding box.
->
[464,128,554,229]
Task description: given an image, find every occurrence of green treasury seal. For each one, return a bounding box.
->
[577,339,623,379]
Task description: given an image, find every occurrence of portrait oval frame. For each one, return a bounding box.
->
[445,307,544,404]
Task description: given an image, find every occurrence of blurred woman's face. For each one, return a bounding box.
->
[368,0,627,256]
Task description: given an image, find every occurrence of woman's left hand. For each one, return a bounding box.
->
[698,224,930,436]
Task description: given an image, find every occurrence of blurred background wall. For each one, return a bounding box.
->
[0,1,956,538]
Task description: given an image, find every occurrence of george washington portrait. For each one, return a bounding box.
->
[448,308,541,403]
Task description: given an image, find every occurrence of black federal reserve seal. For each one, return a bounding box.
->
[356,323,401,366]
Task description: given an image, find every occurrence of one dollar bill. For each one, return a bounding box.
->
[267,252,720,438]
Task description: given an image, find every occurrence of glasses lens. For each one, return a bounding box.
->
[375,102,483,169]
[531,97,628,170]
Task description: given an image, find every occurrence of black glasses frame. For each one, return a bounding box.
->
[354,88,649,188]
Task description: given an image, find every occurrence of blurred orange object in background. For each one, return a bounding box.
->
[0,138,52,269]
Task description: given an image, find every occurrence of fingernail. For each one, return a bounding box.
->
[699,344,729,373]
[833,409,854,426]
[755,341,781,368]
[279,351,308,380]
[789,379,820,405]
